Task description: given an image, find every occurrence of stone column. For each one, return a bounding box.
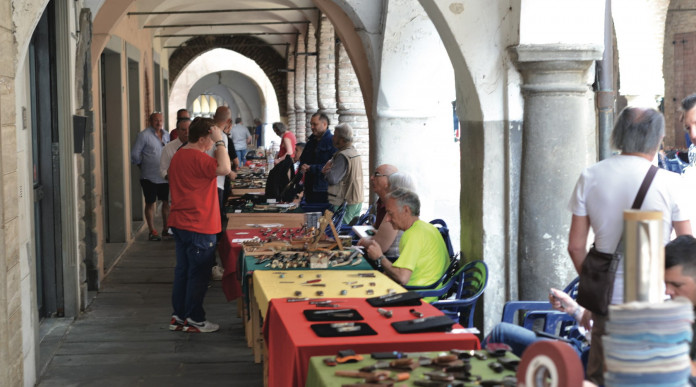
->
[286,45,296,134]
[317,14,337,125]
[305,23,318,133]
[294,33,307,141]
[336,40,369,205]
[512,44,602,301]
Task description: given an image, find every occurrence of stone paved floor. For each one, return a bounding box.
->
[36,226,262,387]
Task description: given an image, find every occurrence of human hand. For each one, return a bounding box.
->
[357,237,372,247]
[321,160,333,174]
[300,164,310,173]
[229,171,237,180]
[366,241,383,260]
[210,125,223,142]
[549,288,577,314]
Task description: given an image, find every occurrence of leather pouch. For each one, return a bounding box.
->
[391,315,453,334]
[366,291,422,307]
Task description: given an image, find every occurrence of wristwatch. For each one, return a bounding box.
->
[376,255,385,266]
[215,140,225,148]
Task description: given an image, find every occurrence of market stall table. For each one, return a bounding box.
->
[240,248,373,304]
[248,270,400,363]
[263,298,481,387]
[218,216,307,300]
[226,212,306,230]
[252,270,400,318]
[230,187,265,197]
[305,350,517,387]
[218,228,268,301]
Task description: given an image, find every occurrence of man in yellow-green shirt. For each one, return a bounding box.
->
[366,188,449,301]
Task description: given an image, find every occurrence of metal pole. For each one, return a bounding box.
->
[129,7,317,16]
[144,21,310,29]
[164,43,290,49]
[155,32,299,38]
[597,0,614,160]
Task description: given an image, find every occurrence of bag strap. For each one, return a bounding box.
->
[612,164,659,256]
[631,164,658,210]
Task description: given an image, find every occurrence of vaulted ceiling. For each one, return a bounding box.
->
[94,0,322,116]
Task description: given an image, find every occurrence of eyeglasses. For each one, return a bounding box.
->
[373,172,391,178]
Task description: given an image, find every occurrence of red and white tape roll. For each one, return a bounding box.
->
[517,340,584,387]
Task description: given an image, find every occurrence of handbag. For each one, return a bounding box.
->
[576,165,658,316]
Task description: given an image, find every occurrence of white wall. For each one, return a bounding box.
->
[169,48,280,130]
[520,0,605,46]
[613,0,669,106]
[373,0,460,247]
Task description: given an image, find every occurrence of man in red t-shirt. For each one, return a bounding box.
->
[167,117,231,333]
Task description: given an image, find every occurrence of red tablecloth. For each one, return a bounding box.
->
[263,298,480,387]
[218,228,264,300]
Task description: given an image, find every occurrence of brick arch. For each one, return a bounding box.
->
[168,35,288,116]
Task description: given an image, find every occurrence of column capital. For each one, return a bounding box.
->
[511,44,603,94]
[512,44,602,63]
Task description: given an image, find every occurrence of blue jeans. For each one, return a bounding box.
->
[171,228,217,322]
[236,149,247,166]
[482,322,585,359]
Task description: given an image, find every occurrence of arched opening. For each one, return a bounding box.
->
[169,48,280,137]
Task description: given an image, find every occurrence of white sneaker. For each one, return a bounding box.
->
[184,318,219,333]
[211,265,224,281]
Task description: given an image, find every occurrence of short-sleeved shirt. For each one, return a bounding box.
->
[130,126,169,184]
[568,154,690,304]
[168,148,220,235]
[206,134,229,189]
[230,124,250,150]
[277,131,297,160]
[160,138,183,179]
[393,219,449,300]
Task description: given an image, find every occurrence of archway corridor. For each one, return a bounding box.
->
[8,1,695,385]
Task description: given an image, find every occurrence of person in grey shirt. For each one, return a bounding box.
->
[131,112,170,241]
[230,117,251,166]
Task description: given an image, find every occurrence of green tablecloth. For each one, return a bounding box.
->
[305,351,517,387]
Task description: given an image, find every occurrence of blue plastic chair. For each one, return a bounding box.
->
[430,219,455,259]
[356,203,376,226]
[338,203,375,236]
[501,277,579,334]
[404,253,461,293]
[324,202,346,237]
[497,277,588,374]
[406,259,488,328]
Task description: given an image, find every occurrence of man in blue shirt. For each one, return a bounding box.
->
[131,112,170,241]
[299,113,337,203]
[253,118,263,148]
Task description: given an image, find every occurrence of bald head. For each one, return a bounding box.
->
[214,106,232,133]
[371,164,399,198]
[379,164,398,175]
[214,106,231,123]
